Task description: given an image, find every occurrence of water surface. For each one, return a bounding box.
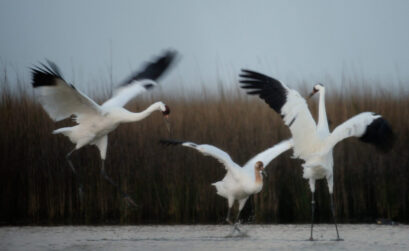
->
[1,224,408,250]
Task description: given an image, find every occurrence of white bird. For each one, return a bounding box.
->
[160,138,293,233]
[240,69,395,241]
[31,50,177,207]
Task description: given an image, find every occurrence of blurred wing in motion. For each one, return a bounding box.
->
[102,50,177,108]
[31,60,102,122]
[243,138,293,171]
[120,50,177,84]
[323,112,395,153]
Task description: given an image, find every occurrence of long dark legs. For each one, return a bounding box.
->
[66,149,76,173]
[226,206,244,235]
[308,177,342,241]
[235,209,242,223]
[310,192,315,241]
[232,206,245,233]
[225,207,233,224]
[226,199,248,235]
[330,193,342,241]
[236,198,247,224]
[66,149,137,208]
[66,149,84,199]
[226,205,243,224]
[225,197,234,224]
[100,160,137,208]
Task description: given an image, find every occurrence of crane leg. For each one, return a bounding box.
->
[235,208,242,223]
[233,208,243,234]
[225,207,242,236]
[100,160,137,208]
[330,194,343,241]
[309,192,315,241]
[66,149,84,199]
[225,207,233,224]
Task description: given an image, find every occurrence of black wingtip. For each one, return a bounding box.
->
[360,117,396,153]
[149,49,178,81]
[162,49,178,63]
[159,139,185,146]
[121,49,178,86]
[239,69,274,80]
[31,60,64,88]
[238,69,288,114]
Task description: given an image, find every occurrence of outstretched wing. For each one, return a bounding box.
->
[159,139,237,170]
[102,50,177,108]
[323,112,395,153]
[243,138,293,171]
[239,69,318,157]
[31,60,102,122]
[119,50,177,84]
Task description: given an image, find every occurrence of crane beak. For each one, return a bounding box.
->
[262,169,267,177]
[163,115,171,135]
[308,89,318,99]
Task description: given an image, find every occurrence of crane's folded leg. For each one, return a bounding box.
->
[100,160,137,208]
[66,149,84,200]
[330,194,343,241]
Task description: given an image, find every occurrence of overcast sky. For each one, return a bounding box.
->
[1,0,408,96]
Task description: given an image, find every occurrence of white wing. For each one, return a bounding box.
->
[243,138,293,171]
[240,69,318,158]
[31,61,102,123]
[322,112,395,153]
[101,80,157,108]
[160,139,237,170]
[102,50,176,108]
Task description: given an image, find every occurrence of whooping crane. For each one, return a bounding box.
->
[160,138,293,233]
[31,50,177,207]
[240,69,395,241]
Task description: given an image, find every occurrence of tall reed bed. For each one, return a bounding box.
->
[0,78,408,225]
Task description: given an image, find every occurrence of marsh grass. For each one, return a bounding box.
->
[0,77,408,225]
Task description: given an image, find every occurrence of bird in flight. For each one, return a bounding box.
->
[31,50,177,207]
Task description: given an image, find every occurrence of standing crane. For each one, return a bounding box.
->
[240,69,395,240]
[160,138,293,234]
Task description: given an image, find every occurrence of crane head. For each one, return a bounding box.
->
[162,104,171,116]
[255,161,267,177]
[160,104,171,134]
[308,83,324,99]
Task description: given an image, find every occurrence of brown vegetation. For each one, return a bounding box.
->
[0,79,408,225]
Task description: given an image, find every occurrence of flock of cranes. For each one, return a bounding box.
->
[31,50,395,240]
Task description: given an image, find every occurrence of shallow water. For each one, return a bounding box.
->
[1,224,408,251]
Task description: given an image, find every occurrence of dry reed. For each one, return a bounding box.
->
[0,77,408,225]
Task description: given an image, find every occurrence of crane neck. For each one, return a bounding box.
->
[122,102,162,123]
[254,169,263,184]
[317,89,329,133]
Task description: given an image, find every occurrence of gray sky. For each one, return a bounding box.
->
[1,0,409,96]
